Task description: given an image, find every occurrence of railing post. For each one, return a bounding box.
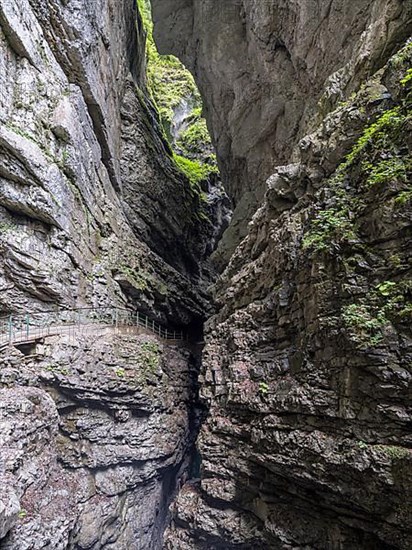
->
[146,316,148,329]
[136,312,139,326]
[26,315,30,339]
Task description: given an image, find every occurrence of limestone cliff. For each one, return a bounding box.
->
[0,0,215,323]
[2,0,412,548]
[1,333,202,549]
[151,1,412,548]
[152,0,412,266]
[0,0,212,547]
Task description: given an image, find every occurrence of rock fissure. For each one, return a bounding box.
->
[1,0,412,548]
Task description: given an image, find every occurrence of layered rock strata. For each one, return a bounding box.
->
[0,0,214,547]
[159,13,412,550]
[0,333,202,549]
[152,0,412,265]
[0,0,214,324]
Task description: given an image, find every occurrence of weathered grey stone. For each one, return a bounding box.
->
[0,334,200,549]
[151,0,412,265]
[163,38,412,550]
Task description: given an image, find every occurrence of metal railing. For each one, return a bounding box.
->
[0,307,186,347]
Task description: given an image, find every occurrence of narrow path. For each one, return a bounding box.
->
[0,307,186,349]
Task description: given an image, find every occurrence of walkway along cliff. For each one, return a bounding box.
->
[1,0,412,549]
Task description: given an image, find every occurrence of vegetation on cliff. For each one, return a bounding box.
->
[136,0,217,188]
[303,40,412,349]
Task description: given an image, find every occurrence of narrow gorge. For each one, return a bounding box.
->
[1,1,412,549]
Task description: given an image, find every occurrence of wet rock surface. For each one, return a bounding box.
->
[0,0,211,547]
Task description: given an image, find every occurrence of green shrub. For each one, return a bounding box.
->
[342,303,387,346]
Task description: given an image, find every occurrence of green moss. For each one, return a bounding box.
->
[375,445,410,460]
[173,153,217,189]
[177,111,214,159]
[138,341,161,372]
[342,303,387,347]
[258,382,269,395]
[6,122,38,144]
[304,71,412,256]
[302,206,356,252]
[342,279,412,347]
[137,0,200,134]
[357,441,410,460]
[136,0,217,190]
[0,221,16,234]
[388,254,402,269]
[302,175,359,253]
[118,265,149,291]
[344,107,405,168]
[401,68,412,87]
[376,281,398,297]
[395,189,412,206]
[363,157,411,188]
[391,40,412,68]
[379,279,412,324]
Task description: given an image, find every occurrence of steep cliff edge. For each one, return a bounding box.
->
[151,2,412,548]
[0,0,213,547]
[152,0,412,266]
[165,46,412,546]
[0,0,215,322]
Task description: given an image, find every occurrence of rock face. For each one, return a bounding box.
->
[152,0,412,265]
[2,0,412,548]
[0,0,212,547]
[153,2,412,548]
[0,333,202,549]
[162,33,412,550]
[0,0,214,323]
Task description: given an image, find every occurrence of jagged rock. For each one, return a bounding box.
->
[1,0,412,548]
[0,483,20,540]
[0,0,214,322]
[163,35,412,550]
[152,0,412,265]
[0,334,201,549]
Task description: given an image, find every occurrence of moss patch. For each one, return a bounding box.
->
[137,0,216,186]
[342,279,412,348]
[137,0,199,133]
[302,174,359,253]
[303,56,412,256]
[173,153,217,190]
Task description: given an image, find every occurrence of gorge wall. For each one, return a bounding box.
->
[151,0,412,549]
[152,0,412,266]
[0,0,212,547]
[1,0,412,549]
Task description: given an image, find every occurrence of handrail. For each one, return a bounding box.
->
[0,307,187,347]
